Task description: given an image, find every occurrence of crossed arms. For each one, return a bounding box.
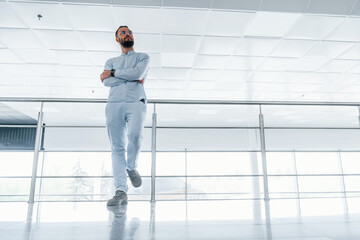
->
[100,54,149,87]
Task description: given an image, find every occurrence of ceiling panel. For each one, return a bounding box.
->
[1,1,360,104]
[305,72,339,83]
[227,56,263,70]
[186,90,210,99]
[163,0,211,8]
[0,29,43,48]
[163,8,209,35]
[306,0,357,15]
[188,80,215,90]
[194,55,230,69]
[246,71,282,82]
[198,36,239,55]
[212,0,260,11]
[0,63,42,77]
[205,11,255,37]
[133,34,160,52]
[87,51,120,66]
[318,59,359,73]
[213,81,244,91]
[55,65,98,78]
[147,67,161,79]
[0,49,24,63]
[162,53,195,68]
[285,15,344,40]
[258,57,297,71]
[287,56,331,72]
[147,53,161,68]
[190,69,222,81]
[331,73,360,84]
[162,35,201,53]
[270,39,317,57]
[55,50,92,66]
[34,29,84,50]
[351,0,360,15]
[12,48,59,64]
[218,70,249,82]
[275,72,333,84]
[338,43,360,59]
[259,0,308,12]
[325,17,360,42]
[306,41,354,58]
[62,4,115,31]
[0,2,27,28]
[161,68,191,80]
[79,31,118,51]
[348,63,360,74]
[150,79,188,89]
[245,12,301,37]
[113,6,161,33]
[236,38,280,56]
[12,2,73,30]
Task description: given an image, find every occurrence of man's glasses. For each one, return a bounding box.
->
[120,30,133,35]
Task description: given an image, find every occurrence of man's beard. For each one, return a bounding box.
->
[120,38,134,48]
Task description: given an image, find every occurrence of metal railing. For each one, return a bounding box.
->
[0,98,360,204]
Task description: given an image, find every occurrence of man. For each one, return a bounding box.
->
[100,26,150,206]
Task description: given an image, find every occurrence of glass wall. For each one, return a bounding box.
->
[1,100,360,207]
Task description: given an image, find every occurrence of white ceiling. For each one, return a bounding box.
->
[0,0,360,105]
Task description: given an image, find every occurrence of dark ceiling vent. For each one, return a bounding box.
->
[0,127,37,150]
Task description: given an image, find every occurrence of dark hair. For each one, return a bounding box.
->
[115,25,129,37]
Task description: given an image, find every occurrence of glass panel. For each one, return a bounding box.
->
[0,101,39,125]
[156,152,185,176]
[344,176,360,192]
[0,203,28,221]
[347,198,360,214]
[262,105,359,128]
[298,176,342,193]
[156,104,260,127]
[270,199,298,218]
[340,152,360,174]
[42,102,153,127]
[39,152,151,177]
[300,198,345,216]
[266,152,295,174]
[156,177,185,200]
[43,127,152,151]
[268,176,297,193]
[187,152,263,175]
[36,177,150,201]
[157,129,261,151]
[0,178,31,201]
[186,177,264,199]
[0,152,33,176]
[295,152,340,174]
[266,129,360,151]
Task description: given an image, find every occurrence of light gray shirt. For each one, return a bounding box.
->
[103,50,149,102]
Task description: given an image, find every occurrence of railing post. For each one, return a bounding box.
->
[259,105,270,201]
[151,104,157,202]
[28,102,44,203]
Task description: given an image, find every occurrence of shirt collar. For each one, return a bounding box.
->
[121,50,135,56]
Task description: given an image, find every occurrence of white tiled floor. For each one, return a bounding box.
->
[1,199,360,239]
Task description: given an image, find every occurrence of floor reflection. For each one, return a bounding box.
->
[108,204,140,240]
[2,199,360,239]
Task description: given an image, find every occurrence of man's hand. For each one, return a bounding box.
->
[138,78,145,85]
[100,70,111,82]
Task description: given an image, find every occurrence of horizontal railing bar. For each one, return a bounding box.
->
[0,97,360,106]
[3,150,360,153]
[2,173,360,178]
[11,125,359,130]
